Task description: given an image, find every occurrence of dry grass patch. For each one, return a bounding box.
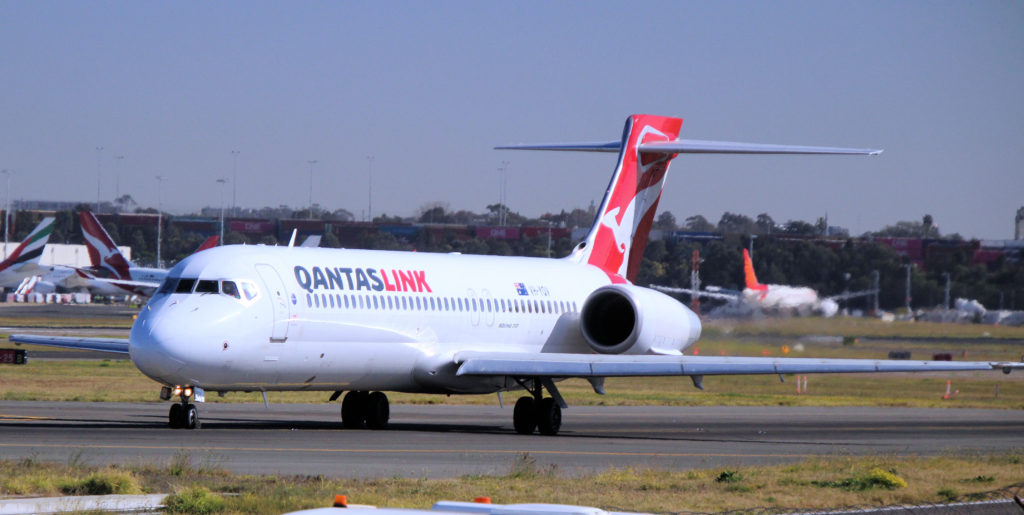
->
[705,317,1024,340]
[2,453,1023,513]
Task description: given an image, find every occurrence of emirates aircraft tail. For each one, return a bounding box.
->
[742,249,768,292]
[79,211,133,281]
[0,217,55,273]
[498,114,879,284]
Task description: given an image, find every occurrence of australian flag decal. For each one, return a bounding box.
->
[514,282,529,296]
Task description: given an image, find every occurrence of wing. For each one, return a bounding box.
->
[649,284,740,302]
[825,289,879,302]
[10,334,130,354]
[455,351,1023,378]
[74,268,160,296]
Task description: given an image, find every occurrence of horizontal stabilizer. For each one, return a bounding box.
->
[497,139,882,155]
[11,334,130,354]
[495,140,622,152]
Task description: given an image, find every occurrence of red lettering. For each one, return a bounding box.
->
[413,270,432,293]
[390,270,403,291]
[398,270,417,292]
[381,268,397,291]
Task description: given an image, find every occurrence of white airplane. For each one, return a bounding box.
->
[654,249,877,317]
[0,217,55,289]
[13,114,1021,434]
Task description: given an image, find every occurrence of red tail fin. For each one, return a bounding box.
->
[579,115,682,282]
[742,249,766,291]
[195,235,219,252]
[79,211,132,280]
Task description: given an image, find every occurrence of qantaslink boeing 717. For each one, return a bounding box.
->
[13,114,1022,434]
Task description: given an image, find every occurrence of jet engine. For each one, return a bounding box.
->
[579,284,701,355]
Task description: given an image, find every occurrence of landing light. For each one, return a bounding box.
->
[183,387,193,398]
[172,386,182,397]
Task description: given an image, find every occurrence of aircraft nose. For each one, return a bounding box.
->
[686,307,702,344]
[130,301,189,381]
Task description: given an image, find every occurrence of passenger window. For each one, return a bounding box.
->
[221,281,240,299]
[195,280,218,294]
[429,298,436,311]
[175,278,197,294]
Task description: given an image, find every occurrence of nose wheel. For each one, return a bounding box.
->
[168,391,200,429]
[340,391,390,429]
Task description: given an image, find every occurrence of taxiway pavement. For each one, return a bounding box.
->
[2,402,1022,477]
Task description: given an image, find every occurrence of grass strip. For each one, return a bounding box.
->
[1,453,1022,514]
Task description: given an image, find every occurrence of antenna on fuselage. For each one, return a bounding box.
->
[287,229,297,248]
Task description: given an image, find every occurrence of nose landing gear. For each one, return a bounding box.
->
[340,390,390,429]
[164,386,200,429]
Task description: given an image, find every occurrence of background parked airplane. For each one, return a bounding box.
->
[0,217,55,290]
[13,114,1020,435]
[73,211,219,296]
[654,249,877,317]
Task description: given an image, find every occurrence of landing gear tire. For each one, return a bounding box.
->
[365,392,390,429]
[184,404,200,430]
[513,396,537,434]
[341,391,368,429]
[168,403,183,429]
[536,397,561,436]
[168,403,199,429]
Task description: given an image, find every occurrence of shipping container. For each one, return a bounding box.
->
[475,226,520,240]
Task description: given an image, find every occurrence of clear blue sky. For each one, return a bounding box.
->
[1,1,1021,239]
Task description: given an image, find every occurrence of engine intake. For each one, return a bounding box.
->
[580,284,701,355]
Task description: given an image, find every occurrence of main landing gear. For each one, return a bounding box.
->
[340,391,390,429]
[512,378,565,436]
[167,387,200,429]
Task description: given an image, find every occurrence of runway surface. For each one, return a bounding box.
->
[2,402,1023,477]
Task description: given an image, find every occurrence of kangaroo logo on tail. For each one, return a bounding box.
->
[580,115,682,282]
[79,211,133,281]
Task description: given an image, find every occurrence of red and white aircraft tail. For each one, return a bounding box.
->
[577,115,682,282]
[498,114,881,283]
[79,210,133,281]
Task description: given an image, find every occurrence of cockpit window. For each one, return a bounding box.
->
[158,277,178,295]
[221,281,240,299]
[195,280,219,294]
[239,281,259,301]
[174,278,197,294]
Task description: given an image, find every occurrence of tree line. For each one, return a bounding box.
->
[10,206,1020,312]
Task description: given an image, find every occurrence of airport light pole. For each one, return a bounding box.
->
[231,150,240,216]
[366,155,374,222]
[872,270,880,314]
[943,272,951,311]
[95,146,104,214]
[498,161,509,226]
[217,178,228,244]
[113,155,125,207]
[155,176,164,267]
[1,169,11,260]
[306,160,317,219]
[903,264,913,313]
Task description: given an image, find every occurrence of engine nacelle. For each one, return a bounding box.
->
[580,284,701,355]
